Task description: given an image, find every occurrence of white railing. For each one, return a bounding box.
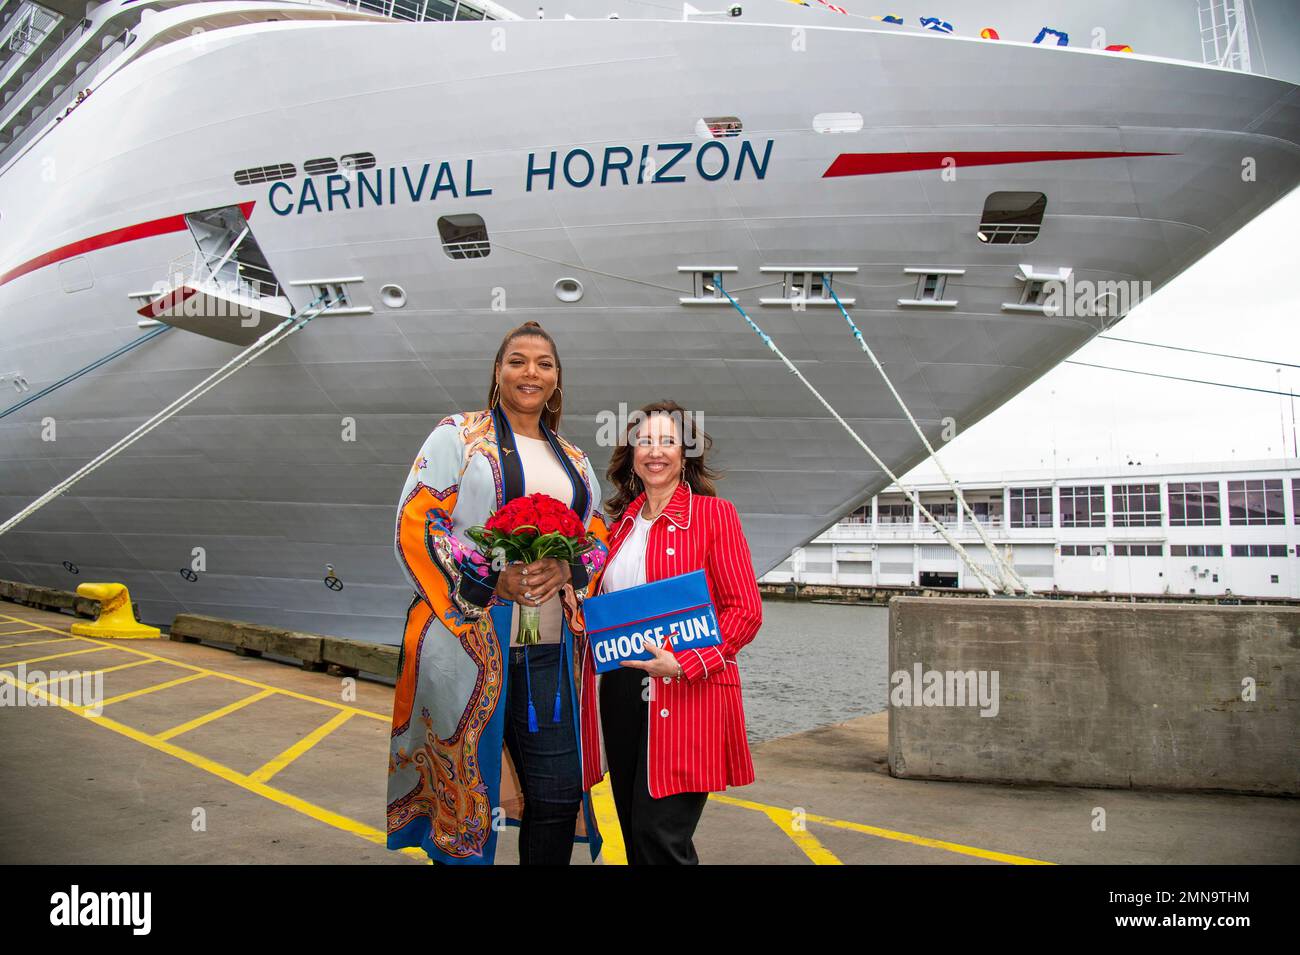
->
[166,249,283,302]
[977,222,1041,244]
[315,0,495,23]
[1199,0,1252,72]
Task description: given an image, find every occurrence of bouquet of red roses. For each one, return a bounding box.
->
[466,493,596,644]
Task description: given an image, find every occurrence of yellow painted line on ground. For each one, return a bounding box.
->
[98,671,209,707]
[0,665,428,862]
[28,659,153,689]
[0,636,76,650]
[0,645,112,667]
[588,778,626,865]
[0,627,44,636]
[0,611,392,722]
[749,803,843,864]
[248,709,355,784]
[710,793,1054,865]
[156,688,277,742]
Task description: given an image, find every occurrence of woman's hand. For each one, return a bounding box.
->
[620,639,683,680]
[494,558,572,606]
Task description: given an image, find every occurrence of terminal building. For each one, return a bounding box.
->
[760,459,1299,600]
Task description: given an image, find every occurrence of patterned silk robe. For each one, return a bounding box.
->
[386,406,610,865]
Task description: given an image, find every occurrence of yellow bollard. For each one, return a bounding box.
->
[70,583,161,639]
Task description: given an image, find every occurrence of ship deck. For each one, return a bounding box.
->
[1,599,1295,865]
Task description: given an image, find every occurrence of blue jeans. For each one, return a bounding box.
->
[503,643,582,865]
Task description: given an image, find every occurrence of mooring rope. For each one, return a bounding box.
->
[713,274,1005,596]
[0,325,172,421]
[0,294,330,537]
[824,277,1031,595]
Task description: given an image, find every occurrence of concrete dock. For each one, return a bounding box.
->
[1,599,1296,865]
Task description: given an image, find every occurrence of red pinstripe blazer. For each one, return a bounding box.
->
[576,480,763,797]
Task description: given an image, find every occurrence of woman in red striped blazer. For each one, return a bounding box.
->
[563,399,763,864]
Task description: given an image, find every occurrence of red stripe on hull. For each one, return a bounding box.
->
[822,150,1173,178]
[0,200,256,288]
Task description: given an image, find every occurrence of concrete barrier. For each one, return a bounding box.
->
[888,597,1299,795]
[0,578,139,621]
[169,614,398,679]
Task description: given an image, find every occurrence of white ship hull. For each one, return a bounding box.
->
[1,11,1298,640]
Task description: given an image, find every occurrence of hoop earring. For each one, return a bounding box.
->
[544,386,563,414]
[490,380,501,410]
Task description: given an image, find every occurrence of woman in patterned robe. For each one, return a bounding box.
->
[387,321,610,865]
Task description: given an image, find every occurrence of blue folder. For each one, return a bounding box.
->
[583,569,722,674]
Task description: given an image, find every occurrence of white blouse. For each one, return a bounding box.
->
[600,509,653,594]
[508,433,574,646]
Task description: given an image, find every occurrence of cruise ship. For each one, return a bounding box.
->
[0,0,1298,640]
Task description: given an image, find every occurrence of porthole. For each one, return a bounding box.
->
[380,284,407,308]
[554,278,583,302]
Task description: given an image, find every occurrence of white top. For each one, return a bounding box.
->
[509,433,573,646]
[601,509,653,594]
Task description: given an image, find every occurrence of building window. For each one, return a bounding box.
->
[1170,544,1224,557]
[1230,544,1287,557]
[1009,487,1053,528]
[437,214,490,259]
[1293,478,1299,524]
[1060,485,1105,527]
[977,191,1046,244]
[968,500,1004,525]
[1169,481,1221,526]
[925,501,958,524]
[1060,544,1106,557]
[878,503,913,524]
[1112,483,1162,527]
[1113,543,1163,557]
[1227,479,1284,525]
[841,504,871,524]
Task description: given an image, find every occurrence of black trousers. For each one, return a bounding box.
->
[599,666,709,865]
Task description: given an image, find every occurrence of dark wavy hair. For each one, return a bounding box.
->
[487,320,563,433]
[604,399,722,521]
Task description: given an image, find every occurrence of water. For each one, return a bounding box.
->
[738,599,890,743]
[375,598,891,742]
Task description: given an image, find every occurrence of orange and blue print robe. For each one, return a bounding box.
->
[387,405,609,864]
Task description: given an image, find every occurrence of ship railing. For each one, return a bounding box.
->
[976,222,1041,244]
[308,0,493,23]
[442,238,491,259]
[167,250,283,302]
[0,29,127,167]
[2,3,58,58]
[0,3,65,93]
[0,18,96,129]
